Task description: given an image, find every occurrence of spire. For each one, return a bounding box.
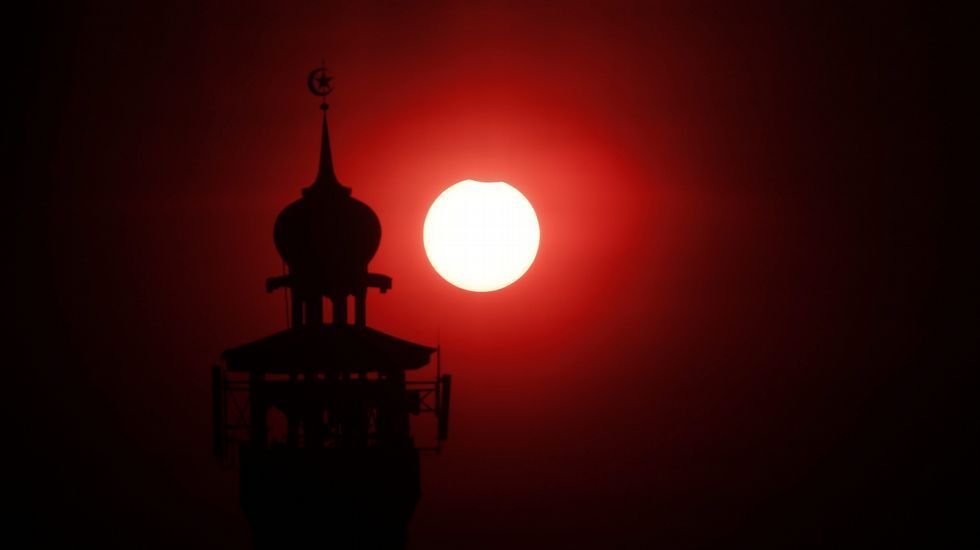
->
[305,65,347,193]
[314,108,340,187]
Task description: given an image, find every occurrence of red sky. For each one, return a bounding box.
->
[10,2,969,548]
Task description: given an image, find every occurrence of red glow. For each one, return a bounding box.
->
[18,2,953,547]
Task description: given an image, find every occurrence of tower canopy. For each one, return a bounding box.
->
[221,324,435,374]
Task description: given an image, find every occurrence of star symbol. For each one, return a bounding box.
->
[316,73,333,91]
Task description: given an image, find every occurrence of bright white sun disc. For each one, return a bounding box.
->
[423,180,540,292]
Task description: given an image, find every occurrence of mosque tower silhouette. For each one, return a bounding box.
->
[212,67,452,549]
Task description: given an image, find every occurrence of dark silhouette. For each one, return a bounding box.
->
[212,67,451,549]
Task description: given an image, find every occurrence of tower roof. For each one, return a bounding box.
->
[221,324,435,373]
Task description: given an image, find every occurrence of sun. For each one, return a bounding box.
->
[423,180,540,292]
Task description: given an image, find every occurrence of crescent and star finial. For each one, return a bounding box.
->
[308,65,333,110]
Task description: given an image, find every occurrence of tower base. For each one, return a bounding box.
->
[240,444,421,549]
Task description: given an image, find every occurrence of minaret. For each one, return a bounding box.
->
[212,68,452,549]
[271,66,386,327]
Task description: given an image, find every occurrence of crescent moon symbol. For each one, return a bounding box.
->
[307,68,332,97]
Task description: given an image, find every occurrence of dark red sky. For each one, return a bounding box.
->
[9,2,971,548]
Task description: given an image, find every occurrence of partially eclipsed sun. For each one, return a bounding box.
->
[423,180,540,292]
